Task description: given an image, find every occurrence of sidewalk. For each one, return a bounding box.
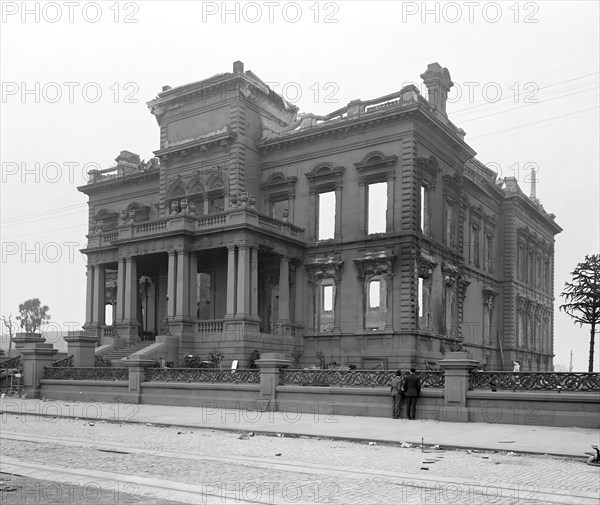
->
[1,398,598,458]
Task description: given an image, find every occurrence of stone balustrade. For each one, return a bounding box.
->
[197,319,225,333]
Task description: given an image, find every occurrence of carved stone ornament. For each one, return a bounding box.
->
[482,285,498,308]
[305,257,344,285]
[416,155,441,182]
[353,252,396,280]
[441,262,459,287]
[416,253,437,279]
[457,276,470,301]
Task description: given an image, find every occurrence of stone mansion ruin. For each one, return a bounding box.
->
[79,61,561,371]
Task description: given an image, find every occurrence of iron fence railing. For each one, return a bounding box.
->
[44,367,128,381]
[470,372,600,392]
[144,368,260,384]
[280,369,444,388]
[53,355,74,367]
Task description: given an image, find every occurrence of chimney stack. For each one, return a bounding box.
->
[233,60,244,73]
[420,63,453,116]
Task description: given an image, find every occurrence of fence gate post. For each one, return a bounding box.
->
[124,356,156,404]
[256,352,291,412]
[65,331,99,368]
[437,351,480,422]
[20,337,58,399]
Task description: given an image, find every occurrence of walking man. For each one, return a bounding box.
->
[403,368,421,420]
[390,370,404,419]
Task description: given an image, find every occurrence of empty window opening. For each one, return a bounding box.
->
[318,191,335,240]
[323,285,334,311]
[369,279,381,308]
[368,182,387,234]
[418,278,424,318]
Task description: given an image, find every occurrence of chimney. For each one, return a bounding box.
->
[420,63,453,116]
[233,60,244,73]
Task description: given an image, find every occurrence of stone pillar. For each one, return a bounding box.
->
[358,182,366,235]
[250,247,259,318]
[438,352,480,422]
[13,332,45,351]
[167,251,176,318]
[64,331,99,368]
[386,176,395,232]
[189,252,198,318]
[176,250,190,317]
[92,265,106,326]
[116,258,125,321]
[124,257,138,322]
[256,352,291,412]
[385,274,394,331]
[334,186,342,240]
[226,246,237,317]
[85,265,94,324]
[124,355,156,404]
[237,245,250,317]
[279,257,290,323]
[20,339,58,399]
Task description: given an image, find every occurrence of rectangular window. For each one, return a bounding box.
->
[369,279,381,308]
[271,200,288,220]
[420,185,430,236]
[418,277,424,318]
[472,225,480,267]
[367,182,387,234]
[210,196,224,214]
[318,191,335,240]
[486,234,494,273]
[323,285,333,311]
[445,201,455,246]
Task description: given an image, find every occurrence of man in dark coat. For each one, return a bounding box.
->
[390,370,404,419]
[403,368,421,420]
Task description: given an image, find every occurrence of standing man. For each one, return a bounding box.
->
[390,370,404,419]
[403,368,421,420]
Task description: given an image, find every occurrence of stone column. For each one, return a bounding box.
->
[189,252,198,318]
[256,352,291,412]
[334,186,342,240]
[176,251,190,317]
[20,340,58,399]
[437,352,480,422]
[279,257,290,324]
[92,265,106,327]
[226,246,237,317]
[385,273,394,331]
[116,258,125,321]
[124,257,138,323]
[167,251,176,318]
[308,192,316,240]
[237,245,250,317]
[85,265,94,325]
[65,331,99,368]
[358,182,366,236]
[250,247,259,318]
[124,355,156,404]
[386,176,395,232]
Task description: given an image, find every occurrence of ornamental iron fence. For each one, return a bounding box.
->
[280,369,444,388]
[144,368,260,384]
[470,372,600,392]
[53,355,74,367]
[44,367,128,381]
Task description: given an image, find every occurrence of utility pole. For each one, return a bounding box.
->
[569,350,573,372]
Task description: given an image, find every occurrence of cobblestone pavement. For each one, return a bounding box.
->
[1,414,598,504]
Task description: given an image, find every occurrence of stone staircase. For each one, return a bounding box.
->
[101,341,155,366]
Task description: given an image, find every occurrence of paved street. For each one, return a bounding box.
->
[1,413,598,504]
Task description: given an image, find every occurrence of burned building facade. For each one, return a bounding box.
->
[79,61,561,370]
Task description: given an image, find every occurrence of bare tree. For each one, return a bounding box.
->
[2,314,16,357]
[560,254,600,372]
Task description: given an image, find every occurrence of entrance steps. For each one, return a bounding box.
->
[102,341,155,366]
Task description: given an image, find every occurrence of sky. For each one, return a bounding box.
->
[1,1,598,370]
